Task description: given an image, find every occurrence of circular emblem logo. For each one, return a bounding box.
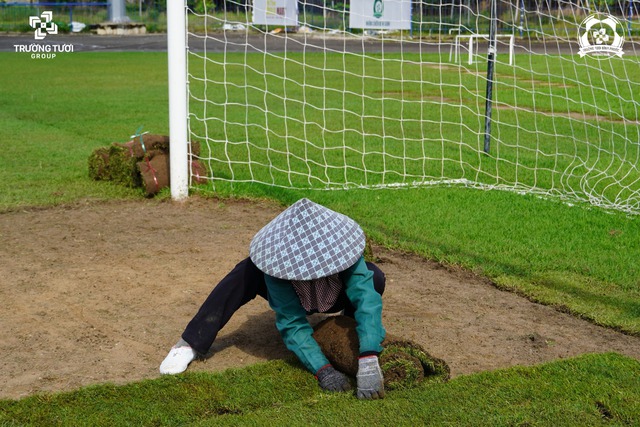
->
[578,13,624,59]
[373,0,384,19]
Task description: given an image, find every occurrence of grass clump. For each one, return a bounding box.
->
[380,339,450,390]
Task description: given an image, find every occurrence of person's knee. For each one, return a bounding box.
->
[240,257,268,300]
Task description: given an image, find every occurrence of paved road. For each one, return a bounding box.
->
[0,32,600,55]
[1,33,169,52]
[3,32,637,60]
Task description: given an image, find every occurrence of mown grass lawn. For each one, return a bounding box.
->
[1,353,639,426]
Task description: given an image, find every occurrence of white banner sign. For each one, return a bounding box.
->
[253,0,298,26]
[349,0,411,30]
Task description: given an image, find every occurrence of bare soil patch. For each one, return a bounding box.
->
[1,197,639,400]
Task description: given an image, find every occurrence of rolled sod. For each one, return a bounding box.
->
[137,152,170,196]
[87,146,111,181]
[106,144,142,188]
[122,134,170,158]
[89,135,207,195]
[313,315,450,390]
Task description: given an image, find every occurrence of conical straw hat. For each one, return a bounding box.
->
[249,198,365,280]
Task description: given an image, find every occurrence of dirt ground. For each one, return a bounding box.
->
[1,197,639,400]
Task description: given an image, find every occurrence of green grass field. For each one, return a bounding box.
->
[188,51,640,214]
[1,354,639,426]
[1,51,639,424]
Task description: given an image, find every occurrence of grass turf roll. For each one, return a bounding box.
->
[380,338,450,389]
[87,146,111,181]
[312,315,449,390]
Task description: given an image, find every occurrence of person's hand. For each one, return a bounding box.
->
[356,356,385,399]
[316,364,352,392]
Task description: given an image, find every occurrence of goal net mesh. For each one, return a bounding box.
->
[186,0,640,214]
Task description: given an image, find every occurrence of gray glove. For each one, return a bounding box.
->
[316,364,352,392]
[356,356,385,399]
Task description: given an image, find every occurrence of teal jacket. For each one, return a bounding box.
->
[264,256,385,374]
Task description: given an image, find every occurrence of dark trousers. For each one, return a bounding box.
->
[182,257,385,355]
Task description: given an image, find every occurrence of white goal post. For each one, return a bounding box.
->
[167,0,189,200]
[168,0,640,214]
[449,34,515,65]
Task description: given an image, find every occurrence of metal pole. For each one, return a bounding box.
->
[629,0,634,37]
[419,0,422,35]
[520,0,524,38]
[410,0,413,37]
[108,0,129,23]
[167,1,189,200]
[483,0,497,154]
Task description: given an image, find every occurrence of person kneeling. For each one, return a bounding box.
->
[159,198,386,399]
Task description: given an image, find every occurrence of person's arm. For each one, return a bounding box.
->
[264,275,330,374]
[341,256,386,399]
[341,256,386,354]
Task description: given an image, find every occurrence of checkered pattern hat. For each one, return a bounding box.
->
[249,198,365,280]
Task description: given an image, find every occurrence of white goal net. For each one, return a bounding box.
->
[174,0,640,214]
